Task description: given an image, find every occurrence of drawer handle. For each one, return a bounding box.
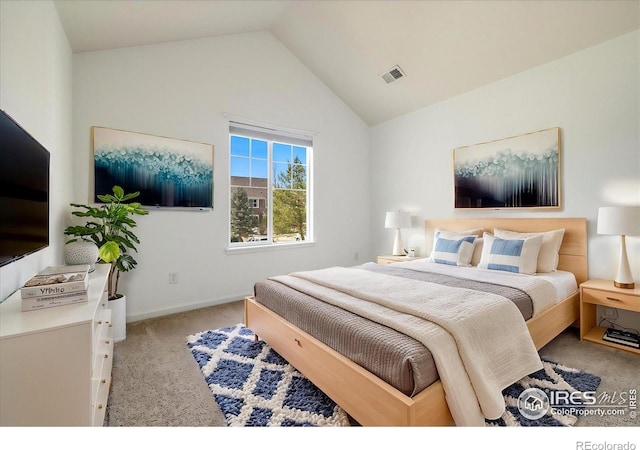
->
[606,297,621,302]
[101,379,106,384]
[98,404,103,410]
[294,338,302,347]
[97,320,103,325]
[106,340,110,344]
[104,354,109,359]
[108,324,113,328]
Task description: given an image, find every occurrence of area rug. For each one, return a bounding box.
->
[187,323,350,426]
[486,359,601,427]
[187,324,600,427]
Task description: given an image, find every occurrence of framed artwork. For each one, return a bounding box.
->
[92,127,214,209]
[453,127,560,209]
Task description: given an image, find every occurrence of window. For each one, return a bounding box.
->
[229,121,313,247]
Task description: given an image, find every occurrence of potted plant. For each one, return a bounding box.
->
[64,186,148,340]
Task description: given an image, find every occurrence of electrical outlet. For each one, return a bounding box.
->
[169,272,178,284]
[603,307,616,319]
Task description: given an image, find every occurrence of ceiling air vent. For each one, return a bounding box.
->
[380,65,406,84]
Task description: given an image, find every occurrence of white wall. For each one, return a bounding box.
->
[72,31,371,321]
[4,5,635,326]
[371,31,640,327]
[0,0,73,301]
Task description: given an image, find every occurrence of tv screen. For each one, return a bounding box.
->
[0,110,50,267]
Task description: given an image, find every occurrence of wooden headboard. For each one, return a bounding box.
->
[425,218,588,285]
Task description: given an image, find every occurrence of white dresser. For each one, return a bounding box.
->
[0,264,113,426]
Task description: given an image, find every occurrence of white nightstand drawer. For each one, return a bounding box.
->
[377,255,423,265]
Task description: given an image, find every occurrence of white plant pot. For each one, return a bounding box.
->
[109,294,127,342]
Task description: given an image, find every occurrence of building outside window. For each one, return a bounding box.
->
[229,121,312,247]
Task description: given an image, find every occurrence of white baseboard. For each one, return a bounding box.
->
[126,293,250,323]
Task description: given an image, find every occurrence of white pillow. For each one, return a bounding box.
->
[431,228,483,238]
[429,230,478,266]
[494,228,565,272]
[471,237,483,266]
[478,232,543,275]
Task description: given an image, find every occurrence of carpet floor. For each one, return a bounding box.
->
[105,299,639,427]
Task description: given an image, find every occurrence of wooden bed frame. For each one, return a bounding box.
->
[245,218,587,426]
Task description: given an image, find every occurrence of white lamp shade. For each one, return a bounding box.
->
[597,206,640,236]
[385,211,411,229]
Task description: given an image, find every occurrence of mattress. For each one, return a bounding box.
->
[253,261,577,397]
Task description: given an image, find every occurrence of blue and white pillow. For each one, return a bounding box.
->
[494,228,565,273]
[478,232,543,275]
[429,231,477,266]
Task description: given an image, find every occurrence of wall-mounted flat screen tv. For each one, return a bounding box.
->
[0,110,50,267]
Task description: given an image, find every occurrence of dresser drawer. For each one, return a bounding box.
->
[91,306,113,426]
[582,288,639,310]
[91,293,109,351]
[92,372,111,426]
[92,308,110,358]
[91,340,113,401]
[92,309,113,375]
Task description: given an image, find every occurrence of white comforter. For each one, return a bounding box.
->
[270,262,557,426]
[397,259,561,316]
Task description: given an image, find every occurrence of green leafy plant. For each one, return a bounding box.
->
[64,185,149,300]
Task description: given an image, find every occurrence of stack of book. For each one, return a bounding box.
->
[602,327,640,349]
[21,265,90,312]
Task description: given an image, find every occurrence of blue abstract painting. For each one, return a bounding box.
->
[92,127,214,208]
[453,127,560,209]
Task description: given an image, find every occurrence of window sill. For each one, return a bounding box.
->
[225,241,316,255]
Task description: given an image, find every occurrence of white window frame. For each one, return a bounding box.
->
[227,119,314,251]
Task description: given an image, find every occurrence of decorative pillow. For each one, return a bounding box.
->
[471,237,483,266]
[428,228,481,253]
[494,228,565,273]
[429,231,477,266]
[478,232,543,275]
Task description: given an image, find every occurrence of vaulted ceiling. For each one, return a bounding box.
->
[54,1,640,125]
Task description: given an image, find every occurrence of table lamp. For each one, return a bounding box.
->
[597,206,640,289]
[385,211,411,256]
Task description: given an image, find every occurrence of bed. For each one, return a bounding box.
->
[244,218,587,426]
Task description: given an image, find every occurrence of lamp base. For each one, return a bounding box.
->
[613,235,635,290]
[392,228,406,256]
[614,280,635,289]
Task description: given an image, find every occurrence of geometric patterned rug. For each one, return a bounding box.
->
[486,359,601,427]
[187,324,600,427]
[187,324,350,426]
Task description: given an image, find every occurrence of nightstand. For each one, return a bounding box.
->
[579,279,640,355]
[377,255,423,265]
